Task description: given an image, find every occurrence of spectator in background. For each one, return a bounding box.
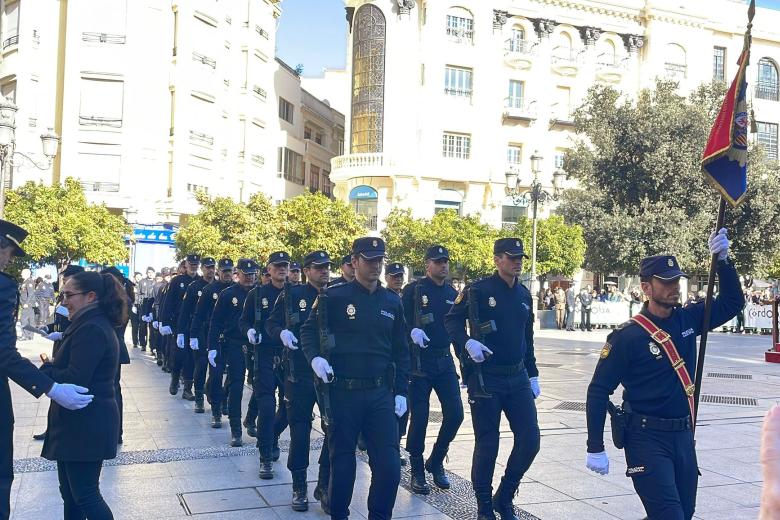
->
[554,287,566,330]
[565,286,576,331]
[543,288,553,310]
[35,275,55,327]
[578,285,593,331]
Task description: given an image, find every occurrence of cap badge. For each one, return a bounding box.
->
[488,296,497,307]
[180,282,185,288]
[438,247,443,253]
[299,299,307,309]
[346,303,356,319]
[197,291,202,297]
[262,297,269,308]
[516,240,520,247]
[213,293,219,300]
[421,294,429,306]
[320,252,325,257]
[372,239,378,247]
[231,297,238,306]
[668,259,674,267]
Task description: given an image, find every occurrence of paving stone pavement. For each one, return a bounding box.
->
[7,328,774,519]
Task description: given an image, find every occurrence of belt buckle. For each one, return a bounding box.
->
[651,329,670,343]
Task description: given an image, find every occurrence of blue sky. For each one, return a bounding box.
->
[276,0,780,78]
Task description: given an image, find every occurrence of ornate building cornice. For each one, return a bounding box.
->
[493,9,510,30]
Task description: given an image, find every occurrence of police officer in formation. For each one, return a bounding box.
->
[403,246,464,495]
[445,237,541,520]
[301,237,410,520]
[191,258,234,415]
[266,250,333,512]
[151,267,172,368]
[330,254,355,286]
[288,262,302,284]
[585,229,743,520]
[241,251,291,478]
[137,266,156,351]
[175,257,216,402]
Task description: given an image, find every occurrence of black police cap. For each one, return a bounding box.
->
[493,238,529,258]
[61,265,85,278]
[267,251,290,266]
[341,254,352,266]
[386,262,404,276]
[261,267,269,276]
[425,245,450,261]
[352,237,386,259]
[217,258,234,271]
[0,219,27,257]
[289,262,301,271]
[186,254,201,264]
[201,257,216,267]
[236,258,259,274]
[304,250,332,267]
[639,255,687,280]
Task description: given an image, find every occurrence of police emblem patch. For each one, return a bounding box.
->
[262,297,269,308]
[180,283,185,288]
[346,304,356,319]
[488,296,497,307]
[648,342,662,359]
[600,343,611,359]
[372,239,378,247]
[299,299,307,309]
[421,295,429,306]
[197,291,202,297]
[668,259,674,267]
[231,297,238,306]
[213,293,218,300]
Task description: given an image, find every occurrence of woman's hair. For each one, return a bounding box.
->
[68,271,128,327]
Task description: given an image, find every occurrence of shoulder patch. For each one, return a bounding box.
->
[454,291,464,305]
[600,343,612,359]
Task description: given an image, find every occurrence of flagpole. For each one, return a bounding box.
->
[693,197,727,426]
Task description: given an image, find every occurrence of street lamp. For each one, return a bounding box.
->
[0,97,60,217]
[505,150,566,301]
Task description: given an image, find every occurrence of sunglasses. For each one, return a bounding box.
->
[61,291,88,300]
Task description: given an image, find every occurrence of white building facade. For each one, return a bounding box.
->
[329,0,780,232]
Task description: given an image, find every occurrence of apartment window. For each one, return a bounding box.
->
[442,132,471,159]
[77,152,121,192]
[597,40,617,66]
[552,32,574,63]
[0,79,15,103]
[338,138,345,155]
[446,8,474,43]
[713,47,726,82]
[79,77,124,128]
[757,58,779,101]
[81,0,127,44]
[664,43,687,80]
[2,1,19,49]
[350,185,378,230]
[278,147,304,184]
[241,49,249,89]
[309,164,320,191]
[555,152,565,169]
[554,86,571,120]
[187,183,209,194]
[322,171,332,197]
[434,189,463,215]
[315,131,324,146]
[444,66,473,98]
[507,145,522,166]
[279,97,294,124]
[501,204,527,229]
[507,27,526,52]
[506,80,523,108]
[757,122,778,162]
[304,126,312,140]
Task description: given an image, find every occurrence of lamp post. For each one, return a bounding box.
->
[505,150,566,302]
[0,97,60,217]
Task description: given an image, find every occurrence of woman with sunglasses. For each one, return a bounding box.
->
[39,270,127,519]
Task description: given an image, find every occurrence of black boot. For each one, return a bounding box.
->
[409,456,431,494]
[243,418,257,438]
[169,373,179,395]
[258,450,274,480]
[211,414,222,428]
[314,482,330,515]
[221,400,228,416]
[194,397,205,414]
[291,470,309,512]
[425,446,451,489]
[182,380,195,401]
[476,491,497,520]
[229,419,242,447]
[272,436,280,461]
[492,478,520,520]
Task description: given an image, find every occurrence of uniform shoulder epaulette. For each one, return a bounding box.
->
[327,281,347,291]
[606,319,636,342]
[469,276,490,287]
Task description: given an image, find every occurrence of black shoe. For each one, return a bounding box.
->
[476,491,497,520]
[182,388,195,401]
[140,346,147,352]
[230,432,243,447]
[243,419,257,438]
[291,470,308,511]
[211,415,222,429]
[221,402,228,416]
[314,485,330,515]
[409,456,431,495]
[32,431,46,441]
[258,460,274,480]
[492,478,520,520]
[425,450,451,489]
[169,378,179,396]
[117,436,123,445]
[156,358,163,366]
[194,399,205,413]
[272,437,280,461]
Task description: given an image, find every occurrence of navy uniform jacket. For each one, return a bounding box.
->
[239,284,283,350]
[142,280,164,316]
[208,284,251,350]
[0,272,53,428]
[585,260,744,453]
[401,277,458,353]
[444,273,538,376]
[160,273,196,330]
[176,278,210,338]
[266,283,319,375]
[300,280,411,396]
[152,282,169,320]
[190,281,232,343]
[328,277,348,287]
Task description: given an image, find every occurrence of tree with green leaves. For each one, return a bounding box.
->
[558,79,780,276]
[506,215,586,278]
[4,178,130,272]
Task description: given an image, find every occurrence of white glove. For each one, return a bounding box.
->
[311,356,334,383]
[247,328,260,345]
[45,332,63,342]
[465,339,493,363]
[55,305,69,317]
[189,337,199,350]
[208,350,218,367]
[530,377,541,398]
[152,321,159,330]
[46,383,93,411]
[708,228,730,261]
[410,328,430,348]
[280,329,299,350]
[176,334,185,349]
[140,314,149,323]
[160,325,172,336]
[586,451,609,475]
[132,305,137,314]
[144,313,153,322]
[394,395,407,417]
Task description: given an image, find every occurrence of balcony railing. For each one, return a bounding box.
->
[81,181,120,192]
[332,153,388,170]
[503,100,537,121]
[446,27,473,43]
[255,25,270,39]
[192,52,216,69]
[444,87,473,98]
[2,34,18,49]
[756,82,779,101]
[253,85,267,99]
[363,215,378,231]
[82,32,126,44]
[506,39,535,54]
[664,62,687,79]
[79,115,122,128]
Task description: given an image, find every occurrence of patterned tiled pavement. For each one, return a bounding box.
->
[8,328,773,519]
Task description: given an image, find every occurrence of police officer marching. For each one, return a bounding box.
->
[585,229,744,519]
[300,237,410,520]
[240,251,291,479]
[151,267,173,369]
[445,238,541,520]
[288,262,302,285]
[138,267,157,351]
[329,255,355,286]
[265,250,333,512]
[208,258,259,445]
[402,246,464,495]
[192,259,234,417]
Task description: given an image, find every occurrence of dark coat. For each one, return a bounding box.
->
[40,306,119,462]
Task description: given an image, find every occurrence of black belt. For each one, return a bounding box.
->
[332,374,388,390]
[481,363,524,376]
[420,348,451,359]
[628,413,691,432]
